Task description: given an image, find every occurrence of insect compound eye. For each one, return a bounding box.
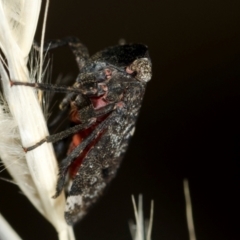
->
[126,58,152,82]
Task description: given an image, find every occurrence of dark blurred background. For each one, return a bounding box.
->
[0,0,240,239]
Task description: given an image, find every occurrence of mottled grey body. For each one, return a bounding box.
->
[66,80,146,224]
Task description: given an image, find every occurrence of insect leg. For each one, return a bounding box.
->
[10,80,83,94]
[59,92,78,110]
[24,118,97,152]
[10,67,109,95]
[24,101,117,151]
[34,36,89,70]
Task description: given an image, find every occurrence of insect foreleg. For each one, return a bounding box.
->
[10,68,109,95]
[10,80,83,94]
[59,92,79,110]
[34,36,89,70]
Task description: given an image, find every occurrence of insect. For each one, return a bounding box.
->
[10,37,152,225]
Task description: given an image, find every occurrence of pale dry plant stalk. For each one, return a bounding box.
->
[129,181,196,240]
[0,213,22,240]
[0,1,75,239]
[184,179,197,240]
[129,195,154,240]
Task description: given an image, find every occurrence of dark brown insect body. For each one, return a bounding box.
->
[11,37,152,225]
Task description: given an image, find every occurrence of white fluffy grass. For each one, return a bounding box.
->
[0,1,74,239]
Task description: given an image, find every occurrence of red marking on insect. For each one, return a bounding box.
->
[90,94,108,109]
[68,95,110,178]
[68,118,107,178]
